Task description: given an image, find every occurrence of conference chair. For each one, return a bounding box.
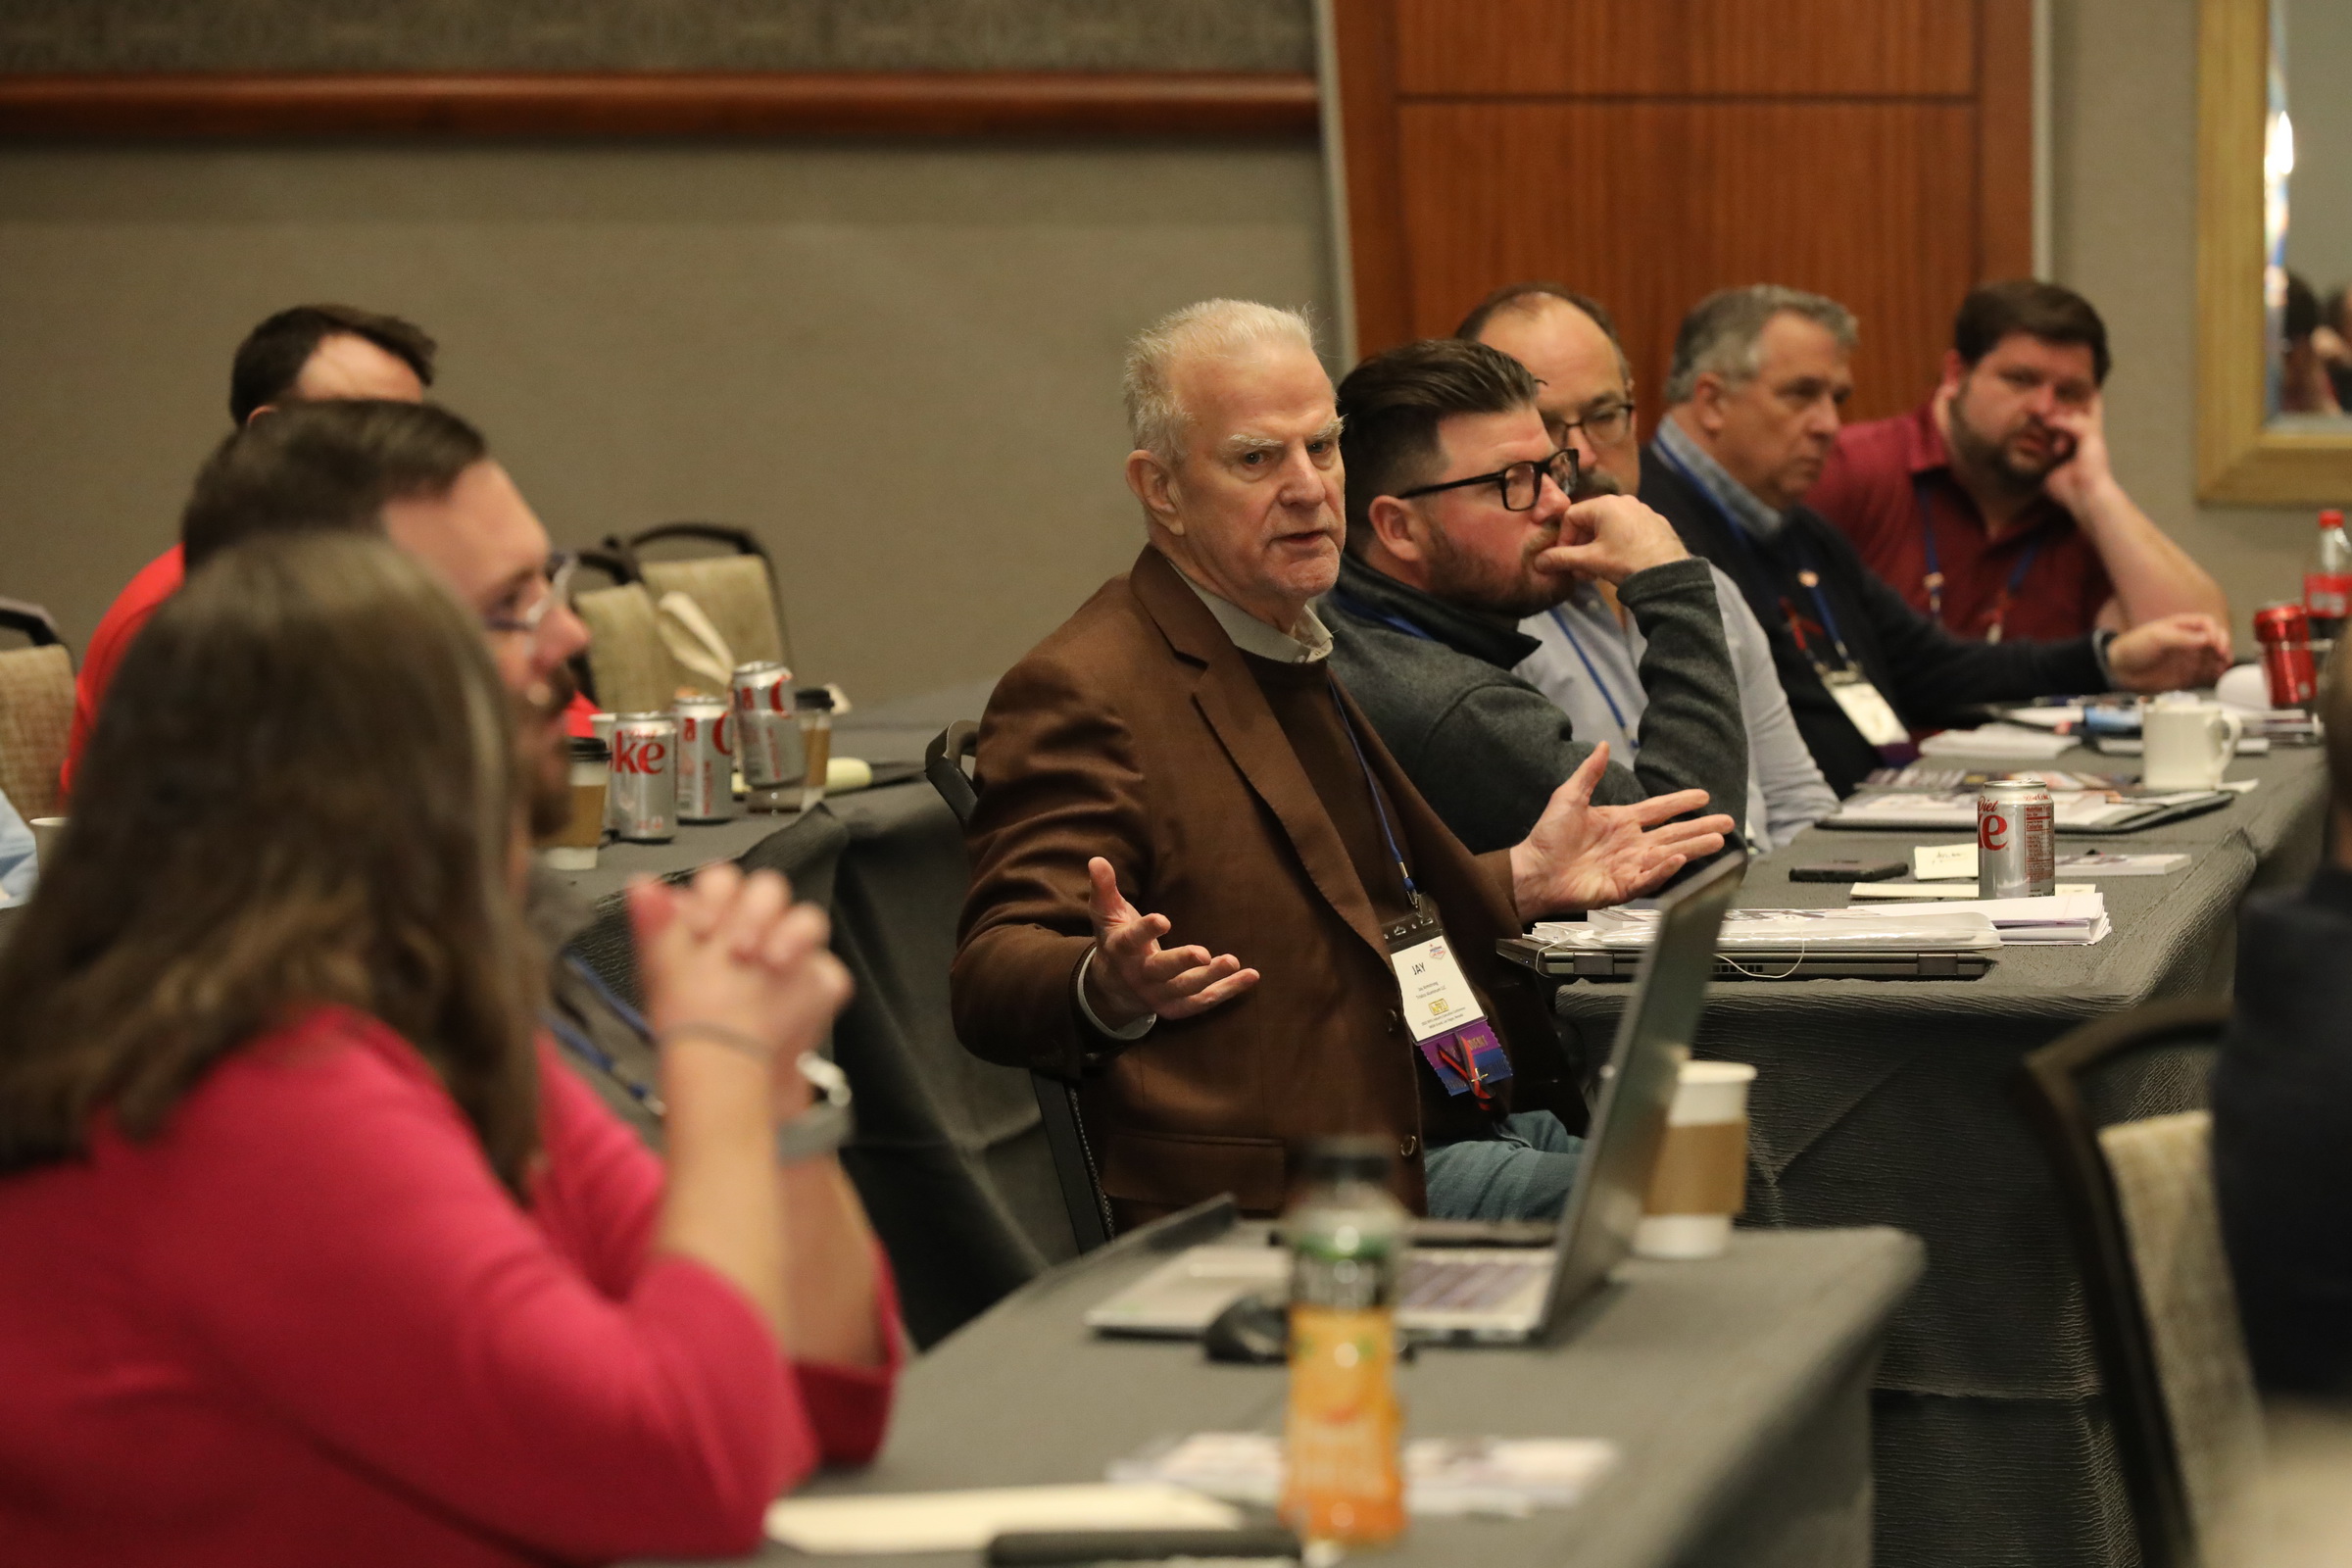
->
[612,523,794,676]
[563,548,635,710]
[2020,998,2264,1568]
[0,598,74,819]
[926,720,1117,1254]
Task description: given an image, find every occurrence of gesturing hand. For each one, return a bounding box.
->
[1507,745,1736,916]
[2108,612,2232,694]
[1082,857,1259,1032]
[630,862,854,1114]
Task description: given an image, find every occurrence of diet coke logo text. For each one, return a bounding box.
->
[613,734,668,774]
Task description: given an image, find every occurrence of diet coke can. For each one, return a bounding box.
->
[610,712,678,842]
[2253,601,2319,710]
[1978,777,2055,899]
[730,661,806,789]
[672,695,736,822]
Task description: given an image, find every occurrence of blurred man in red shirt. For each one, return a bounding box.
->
[60,306,436,795]
[1809,280,2226,644]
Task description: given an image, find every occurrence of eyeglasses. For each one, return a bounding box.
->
[483,550,578,638]
[1396,447,1579,511]
[1552,398,1637,448]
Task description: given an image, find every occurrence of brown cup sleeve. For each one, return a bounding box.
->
[1642,1117,1748,1216]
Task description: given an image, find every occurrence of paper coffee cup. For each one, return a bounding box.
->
[28,816,66,867]
[542,739,608,871]
[1635,1059,1756,1260]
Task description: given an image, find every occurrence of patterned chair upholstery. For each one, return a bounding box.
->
[0,644,74,820]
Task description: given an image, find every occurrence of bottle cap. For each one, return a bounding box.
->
[2324,509,2344,528]
[1299,1136,1396,1185]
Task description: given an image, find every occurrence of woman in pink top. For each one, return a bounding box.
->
[0,534,900,1565]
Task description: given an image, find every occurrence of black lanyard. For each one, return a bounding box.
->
[1914,472,2040,642]
[1655,442,1860,673]
[1327,679,1419,906]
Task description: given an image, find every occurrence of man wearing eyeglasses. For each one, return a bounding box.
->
[1321,337,1749,868]
[1463,283,1839,851]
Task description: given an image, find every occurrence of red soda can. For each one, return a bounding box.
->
[2254,600,2319,709]
[610,712,678,842]
[1977,778,2055,899]
[672,696,735,822]
[730,661,805,788]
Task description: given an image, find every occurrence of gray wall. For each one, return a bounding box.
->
[2049,0,2320,637]
[0,140,1334,704]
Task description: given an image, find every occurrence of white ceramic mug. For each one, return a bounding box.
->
[2140,698,2241,791]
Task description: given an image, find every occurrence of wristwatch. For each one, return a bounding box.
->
[775,1052,854,1163]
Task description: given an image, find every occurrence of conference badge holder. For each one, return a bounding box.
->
[1823,667,1910,750]
[1385,897,1511,1102]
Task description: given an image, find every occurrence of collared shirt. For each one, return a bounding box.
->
[1811,403,2113,643]
[1170,556,1334,663]
[1654,416,1787,541]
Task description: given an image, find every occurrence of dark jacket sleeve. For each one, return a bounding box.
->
[950,652,1141,1079]
[1818,517,2105,725]
[1614,557,1748,832]
[1407,678,1643,855]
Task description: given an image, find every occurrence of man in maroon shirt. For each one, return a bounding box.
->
[1810,280,2226,643]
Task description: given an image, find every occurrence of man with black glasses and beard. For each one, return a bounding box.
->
[1322,337,1747,860]
[172,400,670,1143]
[1810,279,2228,642]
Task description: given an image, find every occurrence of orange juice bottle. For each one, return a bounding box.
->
[1282,1138,1407,1549]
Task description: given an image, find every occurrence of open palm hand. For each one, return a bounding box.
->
[1508,745,1737,916]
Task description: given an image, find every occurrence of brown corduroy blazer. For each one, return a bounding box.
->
[951,547,1576,1223]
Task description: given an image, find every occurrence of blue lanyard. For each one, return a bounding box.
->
[546,954,664,1116]
[1545,604,1636,745]
[1914,472,2040,641]
[1654,442,1857,669]
[1327,587,1434,643]
[1328,681,1418,903]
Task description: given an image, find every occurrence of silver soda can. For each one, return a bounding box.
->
[1977,777,2055,898]
[672,695,736,822]
[730,661,805,788]
[610,711,678,842]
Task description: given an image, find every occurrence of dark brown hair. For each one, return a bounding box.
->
[228,304,438,426]
[0,533,542,1193]
[1336,338,1539,549]
[180,399,488,571]
[1954,279,2112,385]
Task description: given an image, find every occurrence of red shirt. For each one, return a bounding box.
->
[0,1004,900,1567]
[1810,404,2113,642]
[63,544,185,798]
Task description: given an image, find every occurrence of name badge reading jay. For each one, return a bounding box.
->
[1384,898,1511,1102]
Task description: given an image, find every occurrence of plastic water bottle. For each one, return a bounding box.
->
[2302,507,2352,644]
[1281,1138,1407,1550]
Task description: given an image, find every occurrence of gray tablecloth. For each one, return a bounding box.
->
[558,680,1070,1349]
[642,1221,1924,1568]
[1551,743,2328,1568]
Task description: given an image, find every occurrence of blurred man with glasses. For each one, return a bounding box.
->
[1463,283,1837,849]
[1323,336,1748,864]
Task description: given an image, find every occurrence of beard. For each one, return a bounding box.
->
[1948,385,2069,495]
[1423,521,1571,618]
[521,661,577,840]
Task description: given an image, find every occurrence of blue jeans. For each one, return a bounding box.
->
[1423,1111,1586,1222]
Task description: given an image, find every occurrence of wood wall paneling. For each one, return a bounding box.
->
[1397,103,1979,423]
[1392,0,1976,98]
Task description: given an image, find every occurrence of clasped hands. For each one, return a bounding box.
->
[1078,743,1732,1032]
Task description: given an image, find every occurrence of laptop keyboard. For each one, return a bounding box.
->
[1399,1255,1547,1312]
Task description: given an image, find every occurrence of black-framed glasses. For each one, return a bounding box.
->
[483,550,578,639]
[1552,398,1637,448]
[1396,447,1579,511]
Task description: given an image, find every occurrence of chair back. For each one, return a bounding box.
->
[925,721,1116,1253]
[617,524,793,673]
[0,598,66,655]
[2021,998,2265,1568]
[572,583,687,717]
[0,644,74,820]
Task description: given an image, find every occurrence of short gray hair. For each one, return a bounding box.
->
[1122,299,1320,466]
[1663,285,1857,406]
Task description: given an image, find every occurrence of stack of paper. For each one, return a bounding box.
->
[1110,1432,1619,1519]
[764,1485,1241,1554]
[1534,906,1999,952]
[1828,790,2227,832]
[1918,723,2080,760]
[1850,893,2110,945]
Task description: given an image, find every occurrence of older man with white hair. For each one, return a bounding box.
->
[951,299,1733,1227]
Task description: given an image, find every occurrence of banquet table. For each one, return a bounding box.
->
[1549,740,2328,1568]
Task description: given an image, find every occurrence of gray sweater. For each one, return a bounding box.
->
[1323,552,1747,858]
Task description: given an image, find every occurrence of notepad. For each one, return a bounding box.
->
[764,1485,1242,1554]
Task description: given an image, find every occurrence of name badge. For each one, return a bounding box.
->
[1823,668,1910,748]
[1385,899,1511,1101]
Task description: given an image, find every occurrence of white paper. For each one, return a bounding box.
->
[1847,880,1984,901]
[1912,842,1979,880]
[1918,723,2080,760]
[1852,892,2110,945]
[1109,1432,1618,1520]
[1390,932,1485,1044]
[764,1485,1241,1554]
[2054,851,2189,877]
[1828,790,2221,832]
[1535,907,1999,952]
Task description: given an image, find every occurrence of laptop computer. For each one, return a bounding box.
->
[1083,851,1746,1345]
